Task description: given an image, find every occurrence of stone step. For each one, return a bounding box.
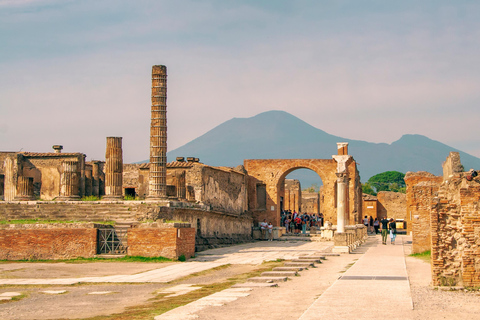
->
[246,276,288,283]
[321,253,340,256]
[299,255,326,260]
[261,271,297,277]
[232,282,278,288]
[283,262,314,267]
[273,267,304,272]
[292,258,322,263]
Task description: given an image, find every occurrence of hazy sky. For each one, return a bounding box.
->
[1,0,480,163]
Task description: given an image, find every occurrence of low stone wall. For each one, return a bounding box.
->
[0,223,98,260]
[431,175,480,287]
[127,223,195,259]
[0,201,254,252]
[332,224,368,253]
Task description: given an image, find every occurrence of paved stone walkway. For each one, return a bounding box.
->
[299,236,413,320]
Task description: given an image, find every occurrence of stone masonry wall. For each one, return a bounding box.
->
[127,225,195,259]
[405,172,443,254]
[0,202,253,252]
[0,223,97,260]
[377,191,406,220]
[431,175,480,287]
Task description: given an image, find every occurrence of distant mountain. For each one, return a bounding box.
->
[162,110,480,185]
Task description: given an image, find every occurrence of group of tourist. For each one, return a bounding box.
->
[281,210,324,234]
[259,219,274,241]
[363,215,398,245]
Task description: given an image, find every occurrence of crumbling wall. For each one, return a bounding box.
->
[405,172,443,253]
[431,174,480,287]
[301,191,320,214]
[377,191,406,220]
[186,164,248,214]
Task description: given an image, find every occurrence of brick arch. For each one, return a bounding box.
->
[244,158,360,226]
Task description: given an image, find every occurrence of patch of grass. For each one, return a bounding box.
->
[0,256,172,264]
[168,264,232,283]
[81,196,101,201]
[177,255,186,262]
[82,260,286,320]
[0,292,28,304]
[123,195,137,201]
[410,250,431,263]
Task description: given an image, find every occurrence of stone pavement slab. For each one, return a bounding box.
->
[298,235,413,320]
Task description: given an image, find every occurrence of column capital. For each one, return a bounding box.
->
[332,155,353,174]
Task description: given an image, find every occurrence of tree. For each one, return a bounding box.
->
[367,171,406,194]
[362,182,377,196]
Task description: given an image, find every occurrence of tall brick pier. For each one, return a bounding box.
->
[148,65,167,200]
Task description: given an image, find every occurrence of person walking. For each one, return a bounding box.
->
[380,216,389,245]
[373,218,380,234]
[369,216,374,233]
[389,218,397,244]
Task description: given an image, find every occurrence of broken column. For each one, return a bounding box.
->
[14,176,35,201]
[332,142,353,253]
[148,65,167,200]
[91,161,100,197]
[103,137,123,200]
[57,160,80,200]
[4,156,20,201]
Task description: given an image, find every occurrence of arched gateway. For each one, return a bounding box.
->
[244,146,362,227]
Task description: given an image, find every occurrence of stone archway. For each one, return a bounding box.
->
[244,158,361,227]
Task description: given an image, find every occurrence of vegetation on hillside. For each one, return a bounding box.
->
[362,171,406,196]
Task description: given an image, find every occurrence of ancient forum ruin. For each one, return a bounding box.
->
[0,64,365,258]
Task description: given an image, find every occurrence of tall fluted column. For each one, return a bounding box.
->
[103,137,123,200]
[148,65,167,200]
[14,176,35,201]
[4,156,19,201]
[91,161,100,197]
[57,160,80,200]
[175,170,186,199]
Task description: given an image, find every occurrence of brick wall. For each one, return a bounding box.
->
[431,176,480,287]
[0,202,253,252]
[127,226,195,259]
[405,172,442,254]
[0,224,97,260]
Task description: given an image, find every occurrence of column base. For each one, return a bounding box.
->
[332,246,350,254]
[56,196,81,201]
[13,195,36,201]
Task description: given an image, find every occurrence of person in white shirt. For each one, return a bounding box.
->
[260,219,268,240]
[267,222,274,241]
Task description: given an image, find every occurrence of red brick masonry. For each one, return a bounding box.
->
[127,227,195,259]
[0,227,96,260]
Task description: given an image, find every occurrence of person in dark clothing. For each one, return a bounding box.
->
[373,218,380,234]
[389,218,397,244]
[380,216,389,245]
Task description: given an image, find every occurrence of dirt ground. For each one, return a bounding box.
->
[1,238,480,320]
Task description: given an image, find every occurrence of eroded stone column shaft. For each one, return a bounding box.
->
[336,173,348,233]
[59,160,80,200]
[104,137,123,199]
[4,157,17,201]
[91,161,100,197]
[148,65,167,199]
[14,176,35,201]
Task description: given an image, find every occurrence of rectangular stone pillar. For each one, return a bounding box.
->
[14,176,35,201]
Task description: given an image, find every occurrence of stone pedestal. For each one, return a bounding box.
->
[103,137,123,200]
[332,232,350,253]
[57,160,80,201]
[14,176,35,201]
[147,65,168,200]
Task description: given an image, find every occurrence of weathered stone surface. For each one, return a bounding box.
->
[377,191,406,220]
